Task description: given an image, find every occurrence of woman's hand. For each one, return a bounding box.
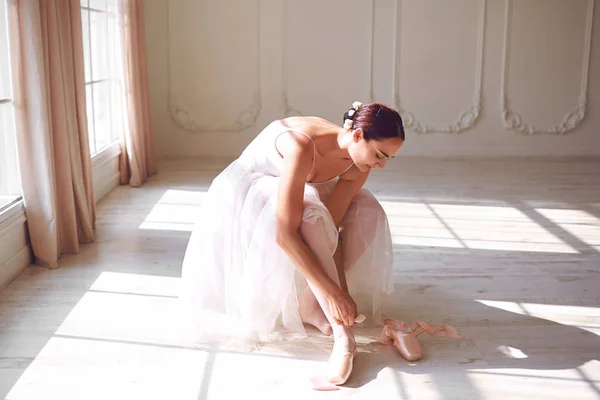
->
[327,289,358,327]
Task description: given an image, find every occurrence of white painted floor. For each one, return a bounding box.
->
[1,157,599,400]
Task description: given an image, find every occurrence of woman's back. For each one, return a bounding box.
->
[239,117,356,183]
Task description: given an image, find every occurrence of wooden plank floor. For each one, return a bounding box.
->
[1,157,599,400]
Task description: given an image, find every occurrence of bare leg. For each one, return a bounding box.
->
[299,238,347,336]
[340,190,384,271]
[299,216,356,384]
[299,285,333,335]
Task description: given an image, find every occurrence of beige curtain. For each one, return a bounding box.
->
[7,0,95,269]
[118,0,157,187]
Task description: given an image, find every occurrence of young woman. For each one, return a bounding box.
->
[179,101,405,384]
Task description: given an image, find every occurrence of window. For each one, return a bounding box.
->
[0,0,22,211]
[81,0,124,156]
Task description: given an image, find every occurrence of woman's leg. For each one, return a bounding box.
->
[298,239,346,336]
[298,284,333,336]
[340,189,388,270]
[300,189,390,334]
[297,215,348,334]
[298,215,356,383]
[339,189,394,323]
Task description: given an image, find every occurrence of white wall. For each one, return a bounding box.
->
[144,0,600,158]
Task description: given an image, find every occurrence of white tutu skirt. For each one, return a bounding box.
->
[177,160,395,345]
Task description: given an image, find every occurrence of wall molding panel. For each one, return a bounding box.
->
[166,0,262,133]
[281,0,376,117]
[393,0,486,134]
[147,0,600,157]
[281,0,302,117]
[501,0,594,135]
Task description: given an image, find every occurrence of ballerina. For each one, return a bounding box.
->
[179,101,405,385]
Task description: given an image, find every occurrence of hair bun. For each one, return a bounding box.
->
[348,101,362,118]
[343,101,363,126]
[341,102,405,141]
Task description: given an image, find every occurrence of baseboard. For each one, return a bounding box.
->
[92,143,121,203]
[0,202,30,290]
[0,246,31,291]
[95,172,120,204]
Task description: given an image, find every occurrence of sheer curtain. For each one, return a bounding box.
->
[6,0,156,268]
[7,0,95,269]
[118,0,157,187]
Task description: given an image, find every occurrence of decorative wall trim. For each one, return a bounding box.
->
[166,0,262,133]
[393,0,486,133]
[501,0,594,135]
[281,0,300,117]
[282,0,375,117]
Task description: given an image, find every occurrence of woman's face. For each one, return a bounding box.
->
[349,129,404,172]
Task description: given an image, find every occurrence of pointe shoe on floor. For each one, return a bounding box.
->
[379,319,423,361]
[379,318,463,362]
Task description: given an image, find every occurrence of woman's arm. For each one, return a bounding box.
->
[325,170,369,229]
[275,133,356,326]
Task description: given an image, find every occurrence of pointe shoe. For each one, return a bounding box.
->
[379,318,463,362]
[310,314,366,390]
[310,344,356,391]
[326,332,357,385]
[380,319,423,361]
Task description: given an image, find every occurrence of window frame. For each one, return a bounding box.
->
[81,1,122,156]
[0,0,22,213]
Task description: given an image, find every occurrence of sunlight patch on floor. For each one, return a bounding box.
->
[535,208,600,251]
[465,361,600,400]
[477,300,600,335]
[381,201,579,254]
[139,189,207,232]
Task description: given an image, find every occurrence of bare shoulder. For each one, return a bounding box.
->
[275,129,314,158]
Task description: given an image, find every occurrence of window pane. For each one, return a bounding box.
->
[0,0,12,99]
[92,81,111,151]
[90,11,108,81]
[81,4,121,156]
[107,14,120,80]
[110,81,123,142]
[81,10,91,83]
[89,0,107,11]
[80,0,88,7]
[86,84,96,154]
[0,102,21,210]
[107,0,117,13]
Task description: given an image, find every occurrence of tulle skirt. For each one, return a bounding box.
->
[177,159,395,345]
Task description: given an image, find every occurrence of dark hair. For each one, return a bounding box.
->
[343,102,405,141]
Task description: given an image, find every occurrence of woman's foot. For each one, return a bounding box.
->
[299,286,333,336]
[327,328,357,385]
